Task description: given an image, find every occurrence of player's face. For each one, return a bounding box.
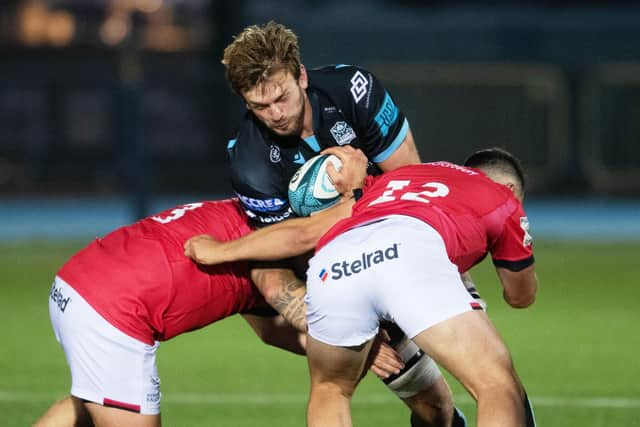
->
[243,68,308,137]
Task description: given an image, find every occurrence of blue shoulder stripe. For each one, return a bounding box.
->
[303,135,321,152]
[372,118,409,163]
[374,91,399,138]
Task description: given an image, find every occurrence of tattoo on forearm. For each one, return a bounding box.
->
[271,277,307,332]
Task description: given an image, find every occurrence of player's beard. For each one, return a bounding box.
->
[272,86,306,138]
[288,86,306,136]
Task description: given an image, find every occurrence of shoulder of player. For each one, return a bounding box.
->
[308,65,385,123]
[308,64,373,76]
[308,64,379,89]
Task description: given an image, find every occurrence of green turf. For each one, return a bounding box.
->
[1,239,639,426]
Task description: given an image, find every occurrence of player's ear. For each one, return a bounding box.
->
[505,181,524,202]
[298,64,308,89]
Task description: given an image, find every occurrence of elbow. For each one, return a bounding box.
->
[260,286,281,310]
[504,289,537,308]
[506,294,536,308]
[500,268,538,309]
[251,270,284,308]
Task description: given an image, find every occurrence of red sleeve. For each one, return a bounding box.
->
[491,204,535,272]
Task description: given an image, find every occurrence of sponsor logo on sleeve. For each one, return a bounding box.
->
[520,216,533,246]
[350,71,369,103]
[330,121,357,145]
[322,243,400,282]
[374,92,399,137]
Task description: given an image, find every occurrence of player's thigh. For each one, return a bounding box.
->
[412,310,516,396]
[307,335,372,395]
[84,402,160,427]
[33,395,94,427]
[370,217,478,340]
[50,277,162,417]
[306,232,384,348]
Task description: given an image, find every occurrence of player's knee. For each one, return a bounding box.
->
[455,343,521,401]
[505,291,536,308]
[472,363,522,401]
[313,379,357,401]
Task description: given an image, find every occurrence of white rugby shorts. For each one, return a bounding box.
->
[49,276,161,415]
[306,215,477,347]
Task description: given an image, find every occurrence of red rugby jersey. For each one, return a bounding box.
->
[58,199,263,345]
[318,162,534,273]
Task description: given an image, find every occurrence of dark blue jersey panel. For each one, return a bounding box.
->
[228,65,409,226]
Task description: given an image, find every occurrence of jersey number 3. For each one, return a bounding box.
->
[368,180,449,206]
[151,202,204,224]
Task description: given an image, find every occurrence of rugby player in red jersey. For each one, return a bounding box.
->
[34,199,310,427]
[185,148,538,427]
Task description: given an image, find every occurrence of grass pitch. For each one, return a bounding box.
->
[1,239,639,426]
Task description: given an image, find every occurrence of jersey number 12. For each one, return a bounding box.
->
[368,180,449,206]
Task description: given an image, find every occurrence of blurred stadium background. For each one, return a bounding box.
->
[1,0,640,239]
[1,1,639,426]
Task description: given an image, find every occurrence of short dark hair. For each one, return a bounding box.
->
[463,147,526,192]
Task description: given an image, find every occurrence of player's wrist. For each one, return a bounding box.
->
[352,188,363,201]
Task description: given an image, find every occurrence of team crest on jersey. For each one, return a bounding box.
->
[330,121,357,145]
[350,71,368,103]
[520,216,533,247]
[269,145,281,163]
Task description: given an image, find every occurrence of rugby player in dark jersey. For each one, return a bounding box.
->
[220,21,466,427]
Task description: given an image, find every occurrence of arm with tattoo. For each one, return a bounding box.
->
[251,267,307,332]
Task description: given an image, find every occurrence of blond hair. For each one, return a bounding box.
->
[222,21,301,96]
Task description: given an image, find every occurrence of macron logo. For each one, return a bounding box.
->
[329,243,400,281]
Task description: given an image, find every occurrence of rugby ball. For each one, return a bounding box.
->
[288,154,342,217]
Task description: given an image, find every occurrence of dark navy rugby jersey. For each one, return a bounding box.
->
[228,64,410,226]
